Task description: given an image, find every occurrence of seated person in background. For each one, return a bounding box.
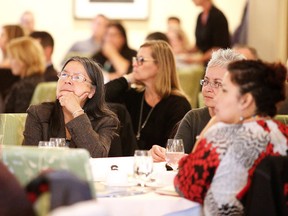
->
[145,31,170,44]
[183,0,230,65]
[174,60,288,215]
[233,44,258,60]
[63,14,109,63]
[19,10,35,35]
[0,24,24,68]
[4,37,45,113]
[150,48,245,161]
[23,56,119,158]
[105,40,191,150]
[92,22,137,82]
[30,31,58,81]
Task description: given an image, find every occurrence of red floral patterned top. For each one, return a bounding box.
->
[174,119,288,215]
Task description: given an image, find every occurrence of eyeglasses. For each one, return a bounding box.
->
[57,72,92,84]
[200,79,222,88]
[132,56,156,66]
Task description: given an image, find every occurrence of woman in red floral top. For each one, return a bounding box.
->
[174,60,288,215]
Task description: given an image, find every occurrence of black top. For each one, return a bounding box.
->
[105,77,191,149]
[4,74,44,113]
[92,47,137,74]
[0,68,20,98]
[195,5,231,53]
[175,107,211,153]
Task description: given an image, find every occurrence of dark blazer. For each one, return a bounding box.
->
[23,102,118,158]
[4,74,44,113]
[44,64,58,81]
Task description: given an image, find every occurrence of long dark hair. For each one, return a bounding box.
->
[49,56,118,137]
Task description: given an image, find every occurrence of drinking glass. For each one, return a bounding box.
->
[38,141,56,148]
[165,139,185,171]
[133,150,153,187]
[49,138,67,147]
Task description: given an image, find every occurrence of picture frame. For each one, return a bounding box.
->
[74,0,149,20]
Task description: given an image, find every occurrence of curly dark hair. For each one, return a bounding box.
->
[228,60,287,117]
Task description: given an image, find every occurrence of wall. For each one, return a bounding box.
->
[248,0,288,62]
[0,0,248,69]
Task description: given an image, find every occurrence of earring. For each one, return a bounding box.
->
[239,116,244,121]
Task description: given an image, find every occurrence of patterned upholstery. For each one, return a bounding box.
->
[177,65,204,108]
[30,81,57,105]
[0,113,27,146]
[0,146,94,191]
[275,115,288,125]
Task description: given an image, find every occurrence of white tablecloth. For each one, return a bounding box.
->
[90,157,201,216]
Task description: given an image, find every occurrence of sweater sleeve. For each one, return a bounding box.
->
[174,138,220,204]
[66,114,118,158]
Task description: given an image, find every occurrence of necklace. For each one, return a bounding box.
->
[136,94,155,140]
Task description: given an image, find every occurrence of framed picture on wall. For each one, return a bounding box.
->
[74,0,149,20]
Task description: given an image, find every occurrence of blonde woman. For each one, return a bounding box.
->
[4,37,45,112]
[0,25,24,68]
[105,40,191,150]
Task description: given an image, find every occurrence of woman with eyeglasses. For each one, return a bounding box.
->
[174,59,288,215]
[23,56,119,158]
[151,49,245,162]
[105,40,191,150]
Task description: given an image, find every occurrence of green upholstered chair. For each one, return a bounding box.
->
[30,81,57,105]
[0,146,95,216]
[0,113,27,146]
[177,65,205,108]
[0,145,93,186]
[275,115,288,125]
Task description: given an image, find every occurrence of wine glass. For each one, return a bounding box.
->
[49,138,67,147]
[165,139,185,171]
[133,150,153,187]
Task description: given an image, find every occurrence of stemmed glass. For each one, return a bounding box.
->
[165,139,185,171]
[133,150,153,188]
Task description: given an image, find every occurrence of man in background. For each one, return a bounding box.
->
[30,31,58,81]
[62,14,110,63]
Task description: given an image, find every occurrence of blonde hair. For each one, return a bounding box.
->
[139,40,186,99]
[7,37,45,77]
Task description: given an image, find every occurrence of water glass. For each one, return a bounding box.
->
[38,141,56,148]
[165,139,185,171]
[49,138,67,147]
[133,150,153,187]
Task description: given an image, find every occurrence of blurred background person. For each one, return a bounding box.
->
[0,24,24,68]
[184,0,230,65]
[92,22,136,82]
[145,31,170,44]
[19,11,35,35]
[63,14,109,63]
[105,40,191,150]
[233,44,258,60]
[175,60,288,215]
[3,37,45,113]
[150,49,245,162]
[23,56,119,158]
[30,30,58,81]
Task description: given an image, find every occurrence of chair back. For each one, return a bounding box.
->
[177,65,204,108]
[0,113,27,146]
[0,145,94,189]
[275,115,288,125]
[30,82,57,105]
[243,156,288,216]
